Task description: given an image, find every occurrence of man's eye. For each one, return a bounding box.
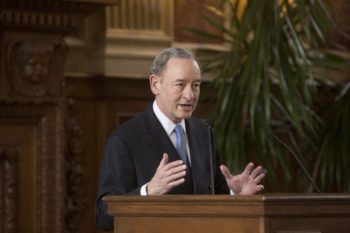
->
[192,83,201,89]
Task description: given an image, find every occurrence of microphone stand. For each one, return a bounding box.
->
[206,121,215,195]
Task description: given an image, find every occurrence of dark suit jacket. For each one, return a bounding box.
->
[96,104,229,230]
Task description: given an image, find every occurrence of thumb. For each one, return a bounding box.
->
[220,165,231,179]
[158,153,169,169]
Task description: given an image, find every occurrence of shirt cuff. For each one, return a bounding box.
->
[140,183,148,196]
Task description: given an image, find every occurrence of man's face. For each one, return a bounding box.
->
[150,58,201,123]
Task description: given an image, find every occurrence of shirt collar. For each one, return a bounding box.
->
[153,101,186,136]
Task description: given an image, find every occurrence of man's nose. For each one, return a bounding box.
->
[183,85,195,100]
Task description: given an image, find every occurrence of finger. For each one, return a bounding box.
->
[158,153,169,169]
[163,160,184,171]
[162,164,186,182]
[167,164,187,175]
[164,170,187,183]
[254,172,265,184]
[243,162,254,175]
[220,165,231,179]
[255,184,264,192]
[167,178,185,188]
[250,165,264,178]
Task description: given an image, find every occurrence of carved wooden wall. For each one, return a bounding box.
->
[0,33,68,233]
[0,1,116,233]
[0,99,67,233]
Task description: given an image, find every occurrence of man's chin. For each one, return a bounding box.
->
[177,112,193,120]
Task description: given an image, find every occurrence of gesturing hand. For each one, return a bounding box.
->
[220,162,266,195]
[147,153,187,195]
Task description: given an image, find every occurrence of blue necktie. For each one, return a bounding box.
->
[174,124,188,164]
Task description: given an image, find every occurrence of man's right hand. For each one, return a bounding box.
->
[147,153,187,195]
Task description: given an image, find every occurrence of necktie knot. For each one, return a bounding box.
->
[174,124,187,163]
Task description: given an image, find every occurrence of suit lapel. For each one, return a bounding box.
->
[141,105,179,163]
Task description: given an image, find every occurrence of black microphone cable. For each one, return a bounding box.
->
[270,132,321,193]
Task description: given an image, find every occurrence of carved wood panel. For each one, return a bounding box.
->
[0,101,66,233]
[3,40,67,97]
[0,147,18,233]
[0,2,116,233]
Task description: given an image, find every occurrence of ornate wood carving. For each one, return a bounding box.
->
[0,1,117,233]
[0,0,117,233]
[0,148,18,233]
[66,99,86,233]
[5,41,67,97]
[0,100,66,233]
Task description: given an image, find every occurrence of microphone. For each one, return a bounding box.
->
[268,132,321,193]
[206,121,215,194]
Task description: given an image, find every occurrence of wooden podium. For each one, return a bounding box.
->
[104,194,350,233]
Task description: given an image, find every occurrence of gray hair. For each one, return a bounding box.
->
[149,47,199,76]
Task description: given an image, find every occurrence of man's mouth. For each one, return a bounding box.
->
[178,104,193,110]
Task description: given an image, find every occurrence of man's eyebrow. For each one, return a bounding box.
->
[174,79,185,82]
[173,79,201,83]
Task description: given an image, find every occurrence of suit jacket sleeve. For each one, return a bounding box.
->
[214,149,230,194]
[95,133,140,231]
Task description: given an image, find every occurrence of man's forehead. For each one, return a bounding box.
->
[166,57,199,67]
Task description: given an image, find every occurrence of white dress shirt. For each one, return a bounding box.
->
[152,101,191,164]
[140,101,191,195]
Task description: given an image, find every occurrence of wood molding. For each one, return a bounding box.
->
[0,1,109,33]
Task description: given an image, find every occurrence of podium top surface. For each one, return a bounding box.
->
[104,194,350,217]
[104,193,350,203]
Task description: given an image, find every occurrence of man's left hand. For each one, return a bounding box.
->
[220,162,266,195]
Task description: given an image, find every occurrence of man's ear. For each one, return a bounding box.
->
[149,74,160,95]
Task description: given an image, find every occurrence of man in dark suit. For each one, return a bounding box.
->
[96,47,266,231]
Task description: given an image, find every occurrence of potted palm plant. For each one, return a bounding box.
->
[189,0,349,192]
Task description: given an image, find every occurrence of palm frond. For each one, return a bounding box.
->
[190,0,349,192]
